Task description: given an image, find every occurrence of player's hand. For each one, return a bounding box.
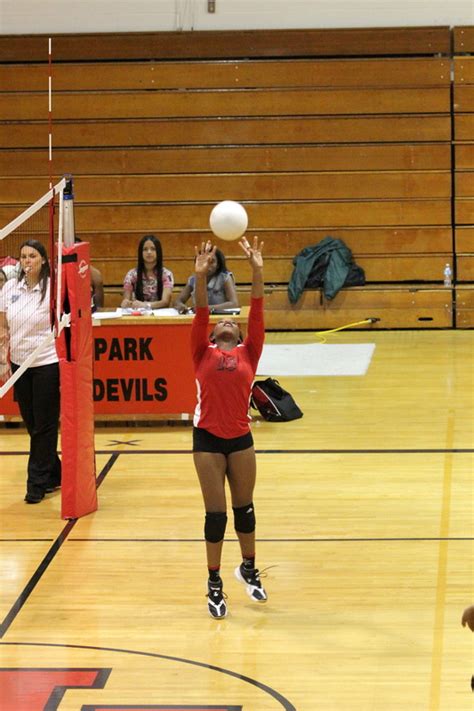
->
[239,235,264,270]
[194,241,216,276]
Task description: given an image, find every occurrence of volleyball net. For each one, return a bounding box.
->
[0,176,98,519]
[0,177,67,397]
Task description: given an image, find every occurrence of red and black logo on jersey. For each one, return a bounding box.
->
[216,354,237,371]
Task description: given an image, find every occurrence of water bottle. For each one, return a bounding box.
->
[443,263,452,288]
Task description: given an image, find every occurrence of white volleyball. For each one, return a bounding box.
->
[209,200,248,241]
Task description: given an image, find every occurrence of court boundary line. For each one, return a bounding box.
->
[65,536,474,542]
[0,453,119,639]
[429,410,456,711]
[1,536,472,543]
[1,448,473,456]
[0,539,55,542]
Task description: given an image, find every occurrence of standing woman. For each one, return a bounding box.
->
[191,236,266,619]
[0,240,61,503]
[121,234,174,309]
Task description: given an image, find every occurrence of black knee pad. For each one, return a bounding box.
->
[233,502,256,534]
[205,511,227,543]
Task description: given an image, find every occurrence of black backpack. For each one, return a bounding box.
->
[250,378,303,422]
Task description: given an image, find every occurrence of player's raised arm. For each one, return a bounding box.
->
[239,236,264,299]
[194,241,216,309]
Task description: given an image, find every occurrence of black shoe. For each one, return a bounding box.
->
[207,577,227,619]
[45,482,61,493]
[24,492,44,504]
[234,563,268,602]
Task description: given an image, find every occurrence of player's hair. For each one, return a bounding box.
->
[135,234,163,302]
[17,239,50,303]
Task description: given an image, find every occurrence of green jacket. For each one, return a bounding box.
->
[288,237,355,303]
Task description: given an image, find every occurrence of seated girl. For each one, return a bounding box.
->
[174,247,238,314]
[122,234,174,309]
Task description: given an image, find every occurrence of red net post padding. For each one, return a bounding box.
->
[56,242,97,519]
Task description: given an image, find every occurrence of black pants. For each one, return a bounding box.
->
[12,362,61,497]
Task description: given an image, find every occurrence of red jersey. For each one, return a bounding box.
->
[191,297,264,439]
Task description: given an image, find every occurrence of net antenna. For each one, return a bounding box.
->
[0,177,69,398]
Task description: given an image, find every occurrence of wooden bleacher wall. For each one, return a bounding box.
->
[0,26,471,328]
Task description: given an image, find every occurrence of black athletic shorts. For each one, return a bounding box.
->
[193,426,254,455]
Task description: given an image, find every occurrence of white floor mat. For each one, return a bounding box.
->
[256,343,376,376]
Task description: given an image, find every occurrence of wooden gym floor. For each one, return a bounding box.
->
[0,329,472,710]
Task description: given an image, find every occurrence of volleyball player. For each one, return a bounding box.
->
[462,605,474,631]
[0,240,61,503]
[462,606,474,691]
[191,236,266,618]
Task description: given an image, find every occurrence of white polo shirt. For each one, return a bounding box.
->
[0,278,58,367]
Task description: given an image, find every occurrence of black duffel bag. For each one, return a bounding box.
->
[250,378,303,422]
